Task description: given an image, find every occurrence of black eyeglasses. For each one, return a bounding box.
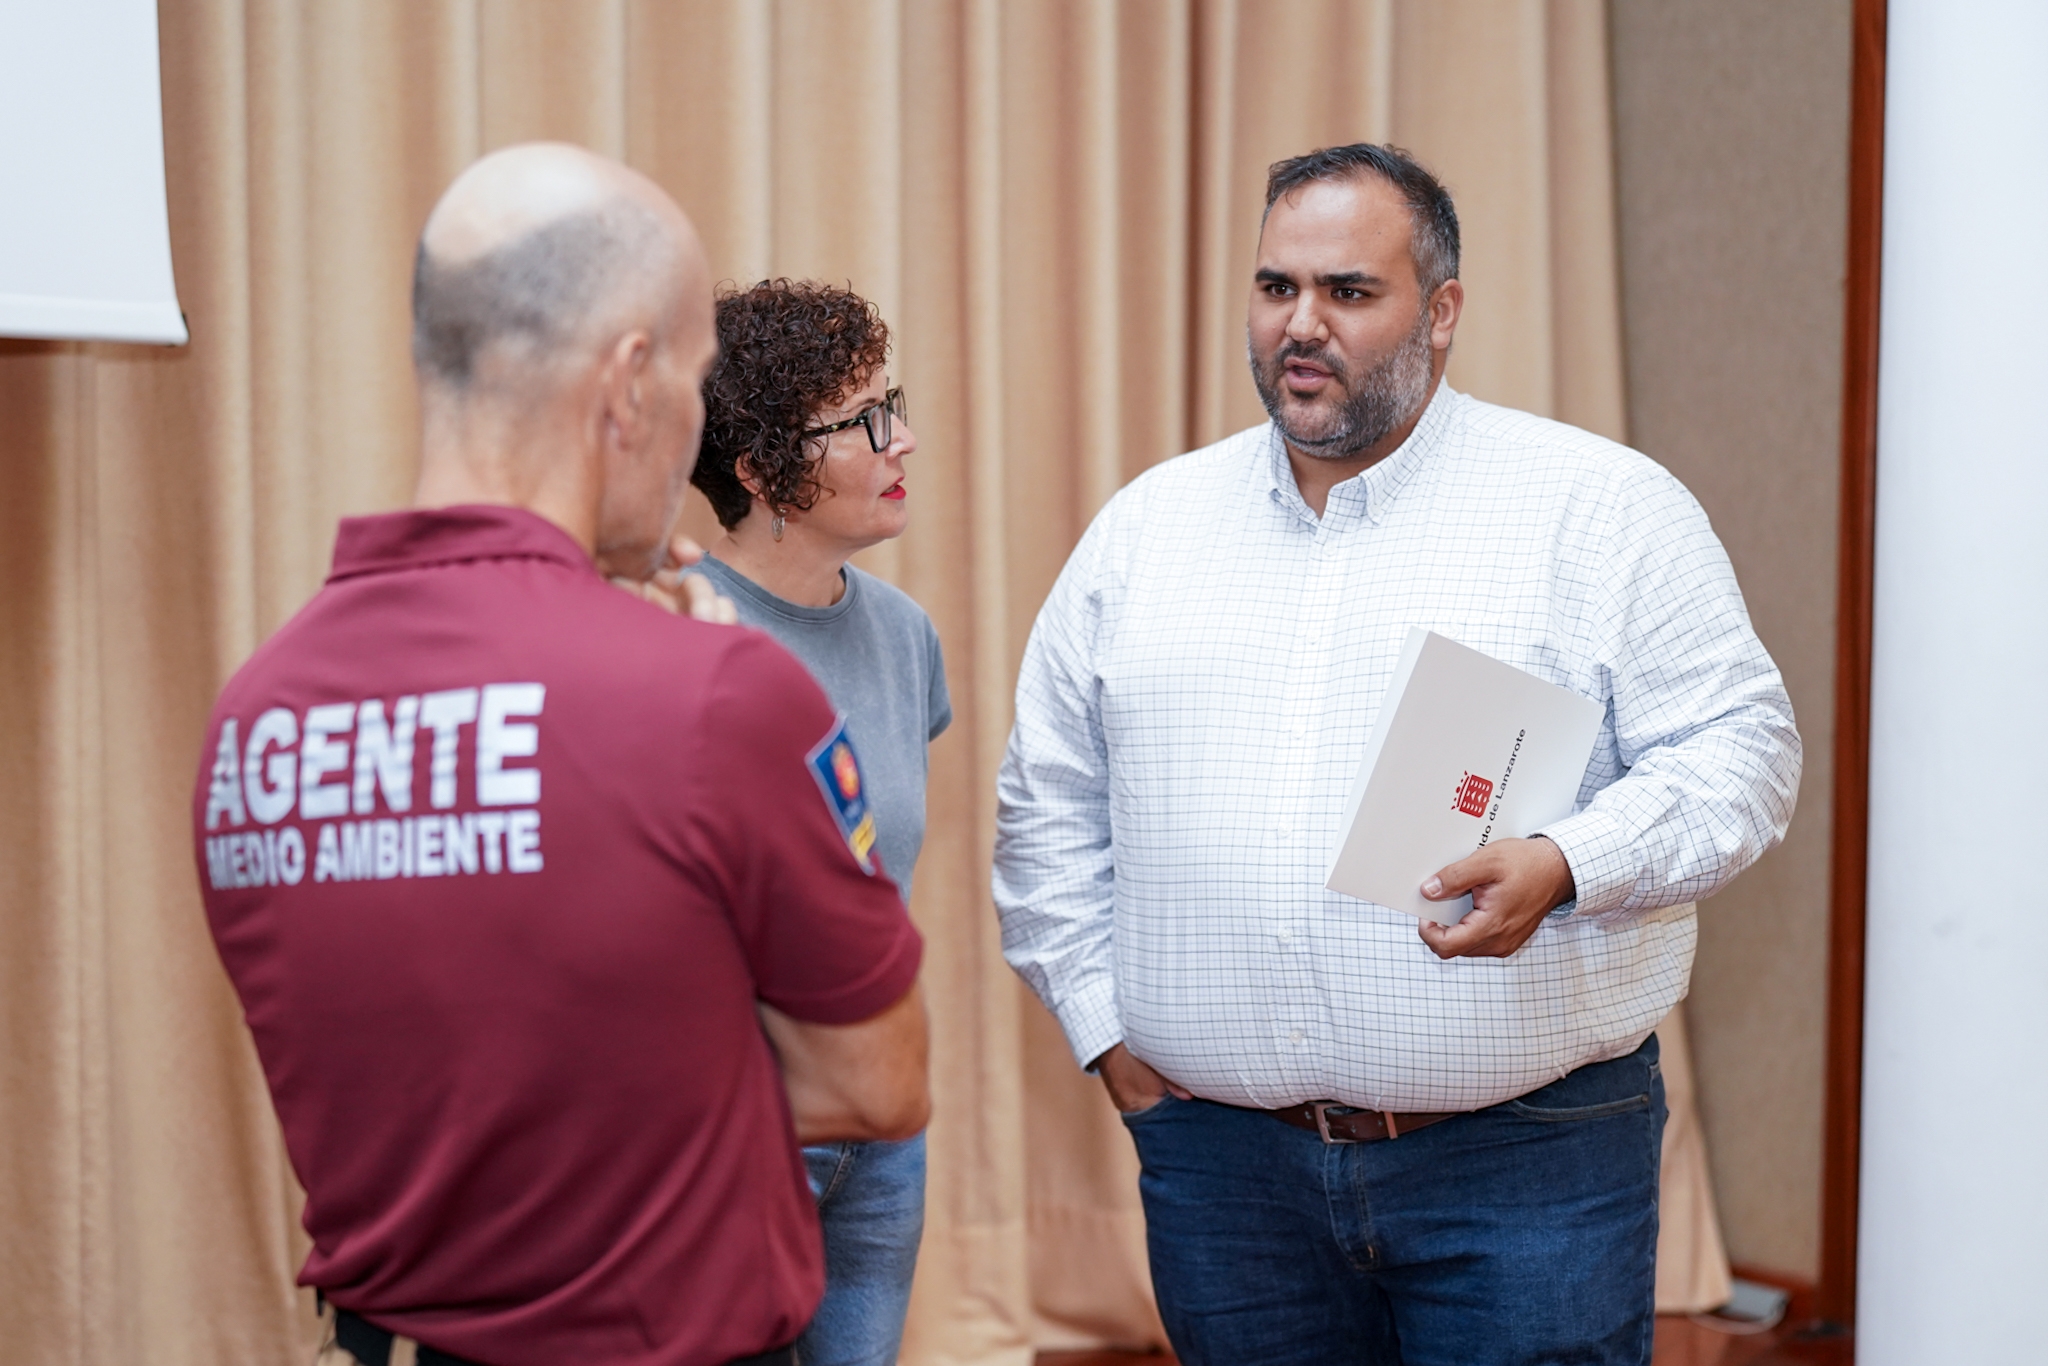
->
[801,387,907,453]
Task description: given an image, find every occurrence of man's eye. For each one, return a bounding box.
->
[1334,288,1364,301]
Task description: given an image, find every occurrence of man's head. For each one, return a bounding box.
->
[411,143,715,578]
[1247,143,1464,463]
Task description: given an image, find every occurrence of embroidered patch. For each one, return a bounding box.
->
[806,715,878,875]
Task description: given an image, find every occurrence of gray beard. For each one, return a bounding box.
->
[1249,308,1435,460]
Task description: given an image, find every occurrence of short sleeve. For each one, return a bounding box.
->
[686,632,923,1023]
[924,619,953,741]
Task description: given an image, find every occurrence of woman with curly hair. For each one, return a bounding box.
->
[690,280,946,1366]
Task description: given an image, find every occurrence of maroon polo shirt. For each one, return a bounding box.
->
[191,505,921,1366]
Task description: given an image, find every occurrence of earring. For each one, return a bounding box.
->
[770,512,785,542]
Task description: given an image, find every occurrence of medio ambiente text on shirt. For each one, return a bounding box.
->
[199,681,546,890]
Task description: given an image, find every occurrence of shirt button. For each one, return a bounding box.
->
[1291,719,1308,738]
[1277,927,1293,943]
[1289,1029,1305,1044]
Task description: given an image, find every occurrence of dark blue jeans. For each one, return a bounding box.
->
[1122,1036,1664,1366]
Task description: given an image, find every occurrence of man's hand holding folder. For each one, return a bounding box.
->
[1417,834,1577,960]
[1324,630,1604,953]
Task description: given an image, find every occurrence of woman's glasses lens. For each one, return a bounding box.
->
[863,388,906,452]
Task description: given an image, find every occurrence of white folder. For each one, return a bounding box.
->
[1325,629,1603,925]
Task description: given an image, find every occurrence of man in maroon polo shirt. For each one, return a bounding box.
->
[192,144,929,1366]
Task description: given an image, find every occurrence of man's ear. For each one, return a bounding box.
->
[1428,279,1465,350]
[600,329,655,451]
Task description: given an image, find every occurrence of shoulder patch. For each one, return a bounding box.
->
[806,715,878,875]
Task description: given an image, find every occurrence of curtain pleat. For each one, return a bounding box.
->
[0,4,1720,1362]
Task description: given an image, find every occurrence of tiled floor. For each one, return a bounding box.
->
[1036,1316,1855,1365]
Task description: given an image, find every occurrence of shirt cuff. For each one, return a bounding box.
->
[1049,974,1126,1073]
[1534,807,1637,918]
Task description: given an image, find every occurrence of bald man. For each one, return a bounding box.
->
[192,144,929,1366]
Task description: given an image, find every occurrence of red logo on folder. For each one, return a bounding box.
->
[1453,772,1493,817]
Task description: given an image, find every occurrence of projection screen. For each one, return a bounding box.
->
[0,0,187,345]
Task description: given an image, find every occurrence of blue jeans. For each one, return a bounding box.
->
[795,1134,926,1366]
[1122,1036,1664,1366]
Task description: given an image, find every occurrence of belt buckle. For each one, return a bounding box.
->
[1311,1100,1361,1145]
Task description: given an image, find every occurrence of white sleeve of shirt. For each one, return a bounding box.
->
[992,504,1124,1070]
[1537,466,1803,917]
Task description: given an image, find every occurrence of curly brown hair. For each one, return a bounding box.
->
[692,279,892,530]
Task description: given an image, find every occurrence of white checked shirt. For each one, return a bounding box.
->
[993,385,1801,1112]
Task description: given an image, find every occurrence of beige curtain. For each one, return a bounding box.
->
[0,3,1721,1363]
[1654,1000,1734,1316]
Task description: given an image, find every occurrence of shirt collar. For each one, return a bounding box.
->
[326,504,598,583]
[1260,381,1464,526]
[700,554,861,624]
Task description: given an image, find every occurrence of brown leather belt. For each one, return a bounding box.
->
[1268,1100,1459,1144]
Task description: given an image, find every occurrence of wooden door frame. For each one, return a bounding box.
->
[1816,0,1887,1337]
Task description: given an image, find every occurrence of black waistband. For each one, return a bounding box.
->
[729,1347,798,1365]
[334,1308,796,1366]
[335,1310,482,1366]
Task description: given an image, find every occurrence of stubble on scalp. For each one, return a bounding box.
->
[412,203,674,396]
[1248,303,1436,461]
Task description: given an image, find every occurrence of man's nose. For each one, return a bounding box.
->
[1285,296,1327,342]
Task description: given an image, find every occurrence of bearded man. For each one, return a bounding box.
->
[992,143,1800,1365]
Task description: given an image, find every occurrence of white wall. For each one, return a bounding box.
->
[1859,1,2048,1358]
[0,0,185,345]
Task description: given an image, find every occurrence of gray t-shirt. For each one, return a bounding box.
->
[697,556,951,903]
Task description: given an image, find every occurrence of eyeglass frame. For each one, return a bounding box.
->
[800,386,906,454]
